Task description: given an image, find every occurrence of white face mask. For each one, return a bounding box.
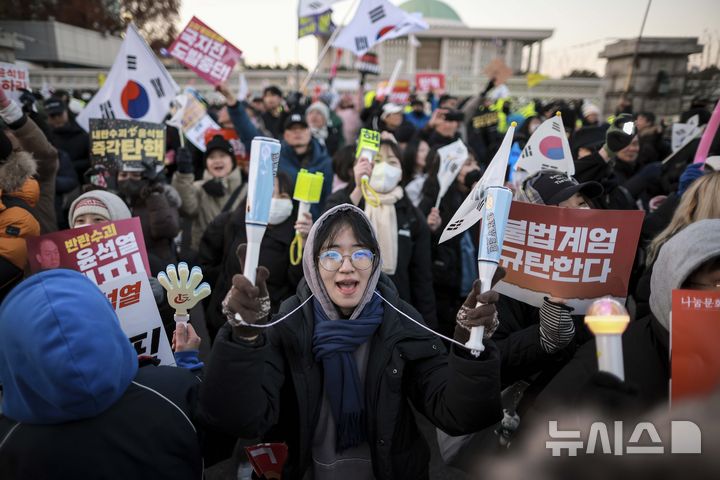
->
[268,198,293,225]
[369,162,402,194]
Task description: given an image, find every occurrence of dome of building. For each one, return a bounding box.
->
[399,0,465,26]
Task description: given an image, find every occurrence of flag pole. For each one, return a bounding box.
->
[300,0,360,94]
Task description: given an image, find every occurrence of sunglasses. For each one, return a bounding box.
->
[318,249,374,272]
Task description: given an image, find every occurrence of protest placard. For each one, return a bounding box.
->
[671,289,720,403]
[376,79,410,104]
[27,218,173,365]
[0,62,30,102]
[168,93,220,152]
[415,73,445,93]
[28,217,151,286]
[494,202,644,313]
[89,118,166,172]
[99,273,175,365]
[169,16,243,86]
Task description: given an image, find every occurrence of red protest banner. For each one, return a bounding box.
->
[671,289,720,403]
[376,79,411,104]
[495,202,644,313]
[169,16,243,86]
[415,72,445,93]
[27,217,151,287]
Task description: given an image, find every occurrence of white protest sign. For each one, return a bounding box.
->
[99,272,175,366]
[435,139,468,208]
[671,115,700,152]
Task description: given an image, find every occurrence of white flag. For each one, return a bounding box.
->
[435,139,468,208]
[76,24,180,132]
[439,124,516,244]
[332,0,428,56]
[671,114,700,152]
[298,0,343,17]
[515,115,574,176]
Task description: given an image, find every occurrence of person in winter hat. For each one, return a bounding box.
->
[172,134,245,252]
[216,83,334,219]
[581,102,601,127]
[306,101,344,157]
[0,268,245,478]
[202,204,503,479]
[68,190,132,228]
[0,128,40,299]
[533,219,720,416]
[574,114,638,210]
[0,87,58,235]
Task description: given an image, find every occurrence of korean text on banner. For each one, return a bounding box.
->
[169,16,243,86]
[415,73,445,93]
[671,289,720,403]
[27,217,151,286]
[376,79,410,104]
[26,218,174,365]
[494,202,644,313]
[89,118,166,172]
[0,62,30,102]
[99,273,175,366]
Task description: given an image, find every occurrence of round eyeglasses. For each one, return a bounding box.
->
[318,249,374,272]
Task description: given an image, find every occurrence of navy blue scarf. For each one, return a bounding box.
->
[312,294,384,451]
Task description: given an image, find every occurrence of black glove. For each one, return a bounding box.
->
[175,147,194,174]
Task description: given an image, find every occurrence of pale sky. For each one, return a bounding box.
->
[179,0,720,77]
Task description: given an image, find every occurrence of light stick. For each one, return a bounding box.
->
[289,169,324,265]
[584,297,630,381]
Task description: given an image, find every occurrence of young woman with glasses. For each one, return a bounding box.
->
[201,204,504,479]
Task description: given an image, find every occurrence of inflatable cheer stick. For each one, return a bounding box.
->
[290,169,324,265]
[585,298,630,381]
[356,128,381,207]
[157,262,211,323]
[440,123,517,356]
[693,99,720,164]
[243,137,281,285]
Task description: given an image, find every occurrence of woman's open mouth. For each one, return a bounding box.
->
[336,280,359,296]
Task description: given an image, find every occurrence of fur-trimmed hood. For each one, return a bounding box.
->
[0,150,37,194]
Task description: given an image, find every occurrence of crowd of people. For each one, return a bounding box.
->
[0,75,719,479]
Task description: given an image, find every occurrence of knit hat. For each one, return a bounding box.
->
[581,102,600,119]
[306,101,330,123]
[603,114,636,156]
[204,134,234,161]
[650,219,720,331]
[68,190,132,227]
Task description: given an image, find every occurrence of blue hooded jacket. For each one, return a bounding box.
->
[0,269,138,424]
[227,102,333,217]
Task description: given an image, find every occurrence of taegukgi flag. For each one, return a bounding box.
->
[332,0,428,56]
[298,0,343,17]
[77,24,180,132]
